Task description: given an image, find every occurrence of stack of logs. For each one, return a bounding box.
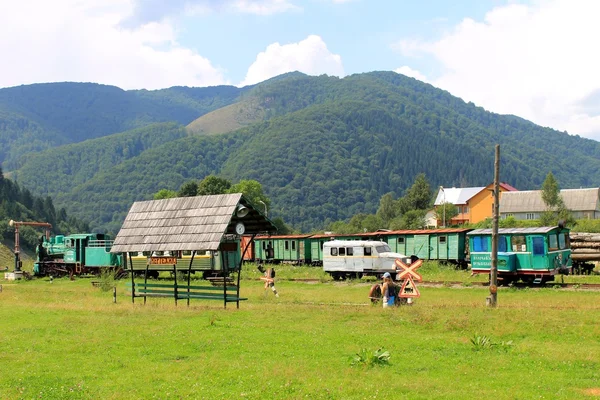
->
[570,232,600,274]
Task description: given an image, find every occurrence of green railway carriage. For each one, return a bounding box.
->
[35,233,122,277]
[255,234,313,264]
[383,229,471,268]
[467,226,572,284]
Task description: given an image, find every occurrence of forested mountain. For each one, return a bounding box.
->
[0,82,244,170]
[4,72,600,233]
[0,167,88,252]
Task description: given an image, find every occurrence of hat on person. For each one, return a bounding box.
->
[383,272,391,279]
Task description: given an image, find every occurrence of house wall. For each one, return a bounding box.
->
[468,185,511,223]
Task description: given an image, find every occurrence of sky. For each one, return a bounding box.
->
[1,0,599,141]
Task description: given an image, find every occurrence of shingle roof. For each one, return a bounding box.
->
[499,188,600,213]
[110,194,276,253]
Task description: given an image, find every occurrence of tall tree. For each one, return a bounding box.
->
[197,175,232,195]
[376,192,397,226]
[541,172,563,210]
[404,173,432,210]
[178,181,199,197]
[228,180,270,210]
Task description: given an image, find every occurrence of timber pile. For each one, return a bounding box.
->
[570,232,600,261]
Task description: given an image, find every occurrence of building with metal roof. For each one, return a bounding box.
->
[499,188,600,220]
[434,183,518,226]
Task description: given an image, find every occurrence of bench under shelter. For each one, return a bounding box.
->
[110,193,277,308]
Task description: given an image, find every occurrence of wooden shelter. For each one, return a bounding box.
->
[111,193,277,308]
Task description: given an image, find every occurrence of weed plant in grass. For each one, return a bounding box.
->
[1,277,599,399]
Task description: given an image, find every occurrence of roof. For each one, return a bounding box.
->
[110,194,277,253]
[499,182,519,192]
[434,187,485,206]
[467,227,565,235]
[255,234,312,240]
[500,188,600,213]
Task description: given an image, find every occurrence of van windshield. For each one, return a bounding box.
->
[376,245,391,253]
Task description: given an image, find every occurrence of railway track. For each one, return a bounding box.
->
[285,278,600,290]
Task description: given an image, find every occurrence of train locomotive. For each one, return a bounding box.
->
[34,233,122,277]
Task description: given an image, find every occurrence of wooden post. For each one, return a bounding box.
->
[489,144,500,307]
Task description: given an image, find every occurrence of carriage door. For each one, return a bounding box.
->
[414,235,429,260]
[437,235,448,261]
[530,236,547,270]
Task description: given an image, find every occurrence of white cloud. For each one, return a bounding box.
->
[232,0,300,15]
[0,0,225,90]
[394,66,429,83]
[394,0,600,141]
[240,35,345,86]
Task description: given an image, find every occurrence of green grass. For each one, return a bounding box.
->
[1,276,599,399]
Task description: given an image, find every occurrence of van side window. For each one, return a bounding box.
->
[331,247,338,256]
[347,247,353,256]
[364,247,372,256]
[339,247,346,256]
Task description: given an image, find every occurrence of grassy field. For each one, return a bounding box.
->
[1,270,600,399]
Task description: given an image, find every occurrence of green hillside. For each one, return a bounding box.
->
[0,83,244,170]
[13,122,187,198]
[7,72,600,233]
[186,97,265,136]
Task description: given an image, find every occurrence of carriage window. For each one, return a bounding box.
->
[292,241,296,251]
[320,241,324,250]
[439,236,447,244]
[339,247,346,256]
[285,240,289,250]
[558,233,569,249]
[511,236,527,252]
[262,242,266,250]
[347,247,353,256]
[364,247,372,256]
[532,237,545,255]
[498,236,508,252]
[472,236,488,252]
[398,237,405,244]
[330,247,338,256]
[548,234,558,251]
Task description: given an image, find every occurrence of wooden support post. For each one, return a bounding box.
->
[128,252,135,304]
[489,144,500,308]
[187,251,195,307]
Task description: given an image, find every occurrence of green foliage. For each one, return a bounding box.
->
[197,175,232,195]
[97,268,117,292]
[434,202,459,226]
[396,209,427,229]
[350,348,391,367]
[573,219,600,233]
[541,172,563,210]
[228,179,270,211]
[178,181,199,197]
[153,189,177,200]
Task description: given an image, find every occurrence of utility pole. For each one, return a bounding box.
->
[487,145,500,307]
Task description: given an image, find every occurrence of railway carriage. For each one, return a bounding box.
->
[467,226,572,284]
[254,234,313,264]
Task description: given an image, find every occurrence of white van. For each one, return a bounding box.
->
[323,240,410,280]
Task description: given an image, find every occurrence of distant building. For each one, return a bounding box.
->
[434,183,518,226]
[499,188,600,220]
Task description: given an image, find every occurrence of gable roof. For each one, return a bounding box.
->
[110,193,276,253]
[500,188,600,213]
[434,187,485,206]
